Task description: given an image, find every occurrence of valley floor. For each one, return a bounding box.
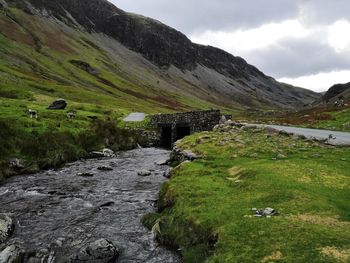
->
[145,125,350,263]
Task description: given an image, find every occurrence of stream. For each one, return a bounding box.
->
[0,148,180,262]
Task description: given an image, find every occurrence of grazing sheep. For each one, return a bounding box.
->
[67,112,76,119]
[28,109,37,119]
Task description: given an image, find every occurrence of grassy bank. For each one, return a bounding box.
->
[0,115,150,183]
[144,127,350,262]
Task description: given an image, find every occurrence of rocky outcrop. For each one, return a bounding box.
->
[170,146,199,164]
[322,82,350,102]
[47,99,67,110]
[69,60,99,75]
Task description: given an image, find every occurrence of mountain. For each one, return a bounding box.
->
[322,82,350,103]
[0,0,319,113]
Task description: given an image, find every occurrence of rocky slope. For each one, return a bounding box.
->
[322,82,350,103]
[0,0,320,111]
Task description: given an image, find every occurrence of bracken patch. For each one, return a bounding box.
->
[320,246,350,262]
[261,251,284,262]
[290,214,350,228]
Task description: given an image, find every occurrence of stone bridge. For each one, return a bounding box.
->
[150,110,222,147]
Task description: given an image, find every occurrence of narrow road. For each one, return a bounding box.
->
[263,124,350,146]
[123,113,145,122]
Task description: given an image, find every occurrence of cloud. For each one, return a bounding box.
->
[111,0,299,34]
[279,70,350,92]
[299,0,350,26]
[191,20,308,52]
[245,36,350,78]
[328,20,350,52]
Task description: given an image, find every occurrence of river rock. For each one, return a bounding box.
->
[8,158,25,170]
[67,239,119,263]
[89,149,115,159]
[77,172,94,177]
[47,99,67,110]
[137,170,151,176]
[163,168,173,178]
[155,158,169,166]
[0,245,25,263]
[97,166,113,171]
[102,149,115,158]
[170,147,199,163]
[0,214,14,243]
[88,151,106,159]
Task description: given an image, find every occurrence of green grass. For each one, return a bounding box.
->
[146,128,350,262]
[312,108,350,132]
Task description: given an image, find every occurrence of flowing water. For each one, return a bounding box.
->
[0,148,180,262]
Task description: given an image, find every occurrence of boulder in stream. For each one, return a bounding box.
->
[0,245,25,263]
[77,172,94,177]
[97,166,113,171]
[67,239,119,263]
[88,149,115,159]
[0,214,14,243]
[137,170,152,177]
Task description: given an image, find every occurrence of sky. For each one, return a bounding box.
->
[110,0,350,92]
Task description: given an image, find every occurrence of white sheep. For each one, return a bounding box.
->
[28,109,37,119]
[67,112,76,119]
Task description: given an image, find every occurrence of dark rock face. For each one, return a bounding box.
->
[322,82,350,102]
[18,0,256,75]
[47,99,67,110]
[70,60,99,75]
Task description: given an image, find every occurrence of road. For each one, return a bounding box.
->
[123,112,145,122]
[263,124,350,146]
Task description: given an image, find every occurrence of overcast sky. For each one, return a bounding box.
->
[110,0,350,92]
